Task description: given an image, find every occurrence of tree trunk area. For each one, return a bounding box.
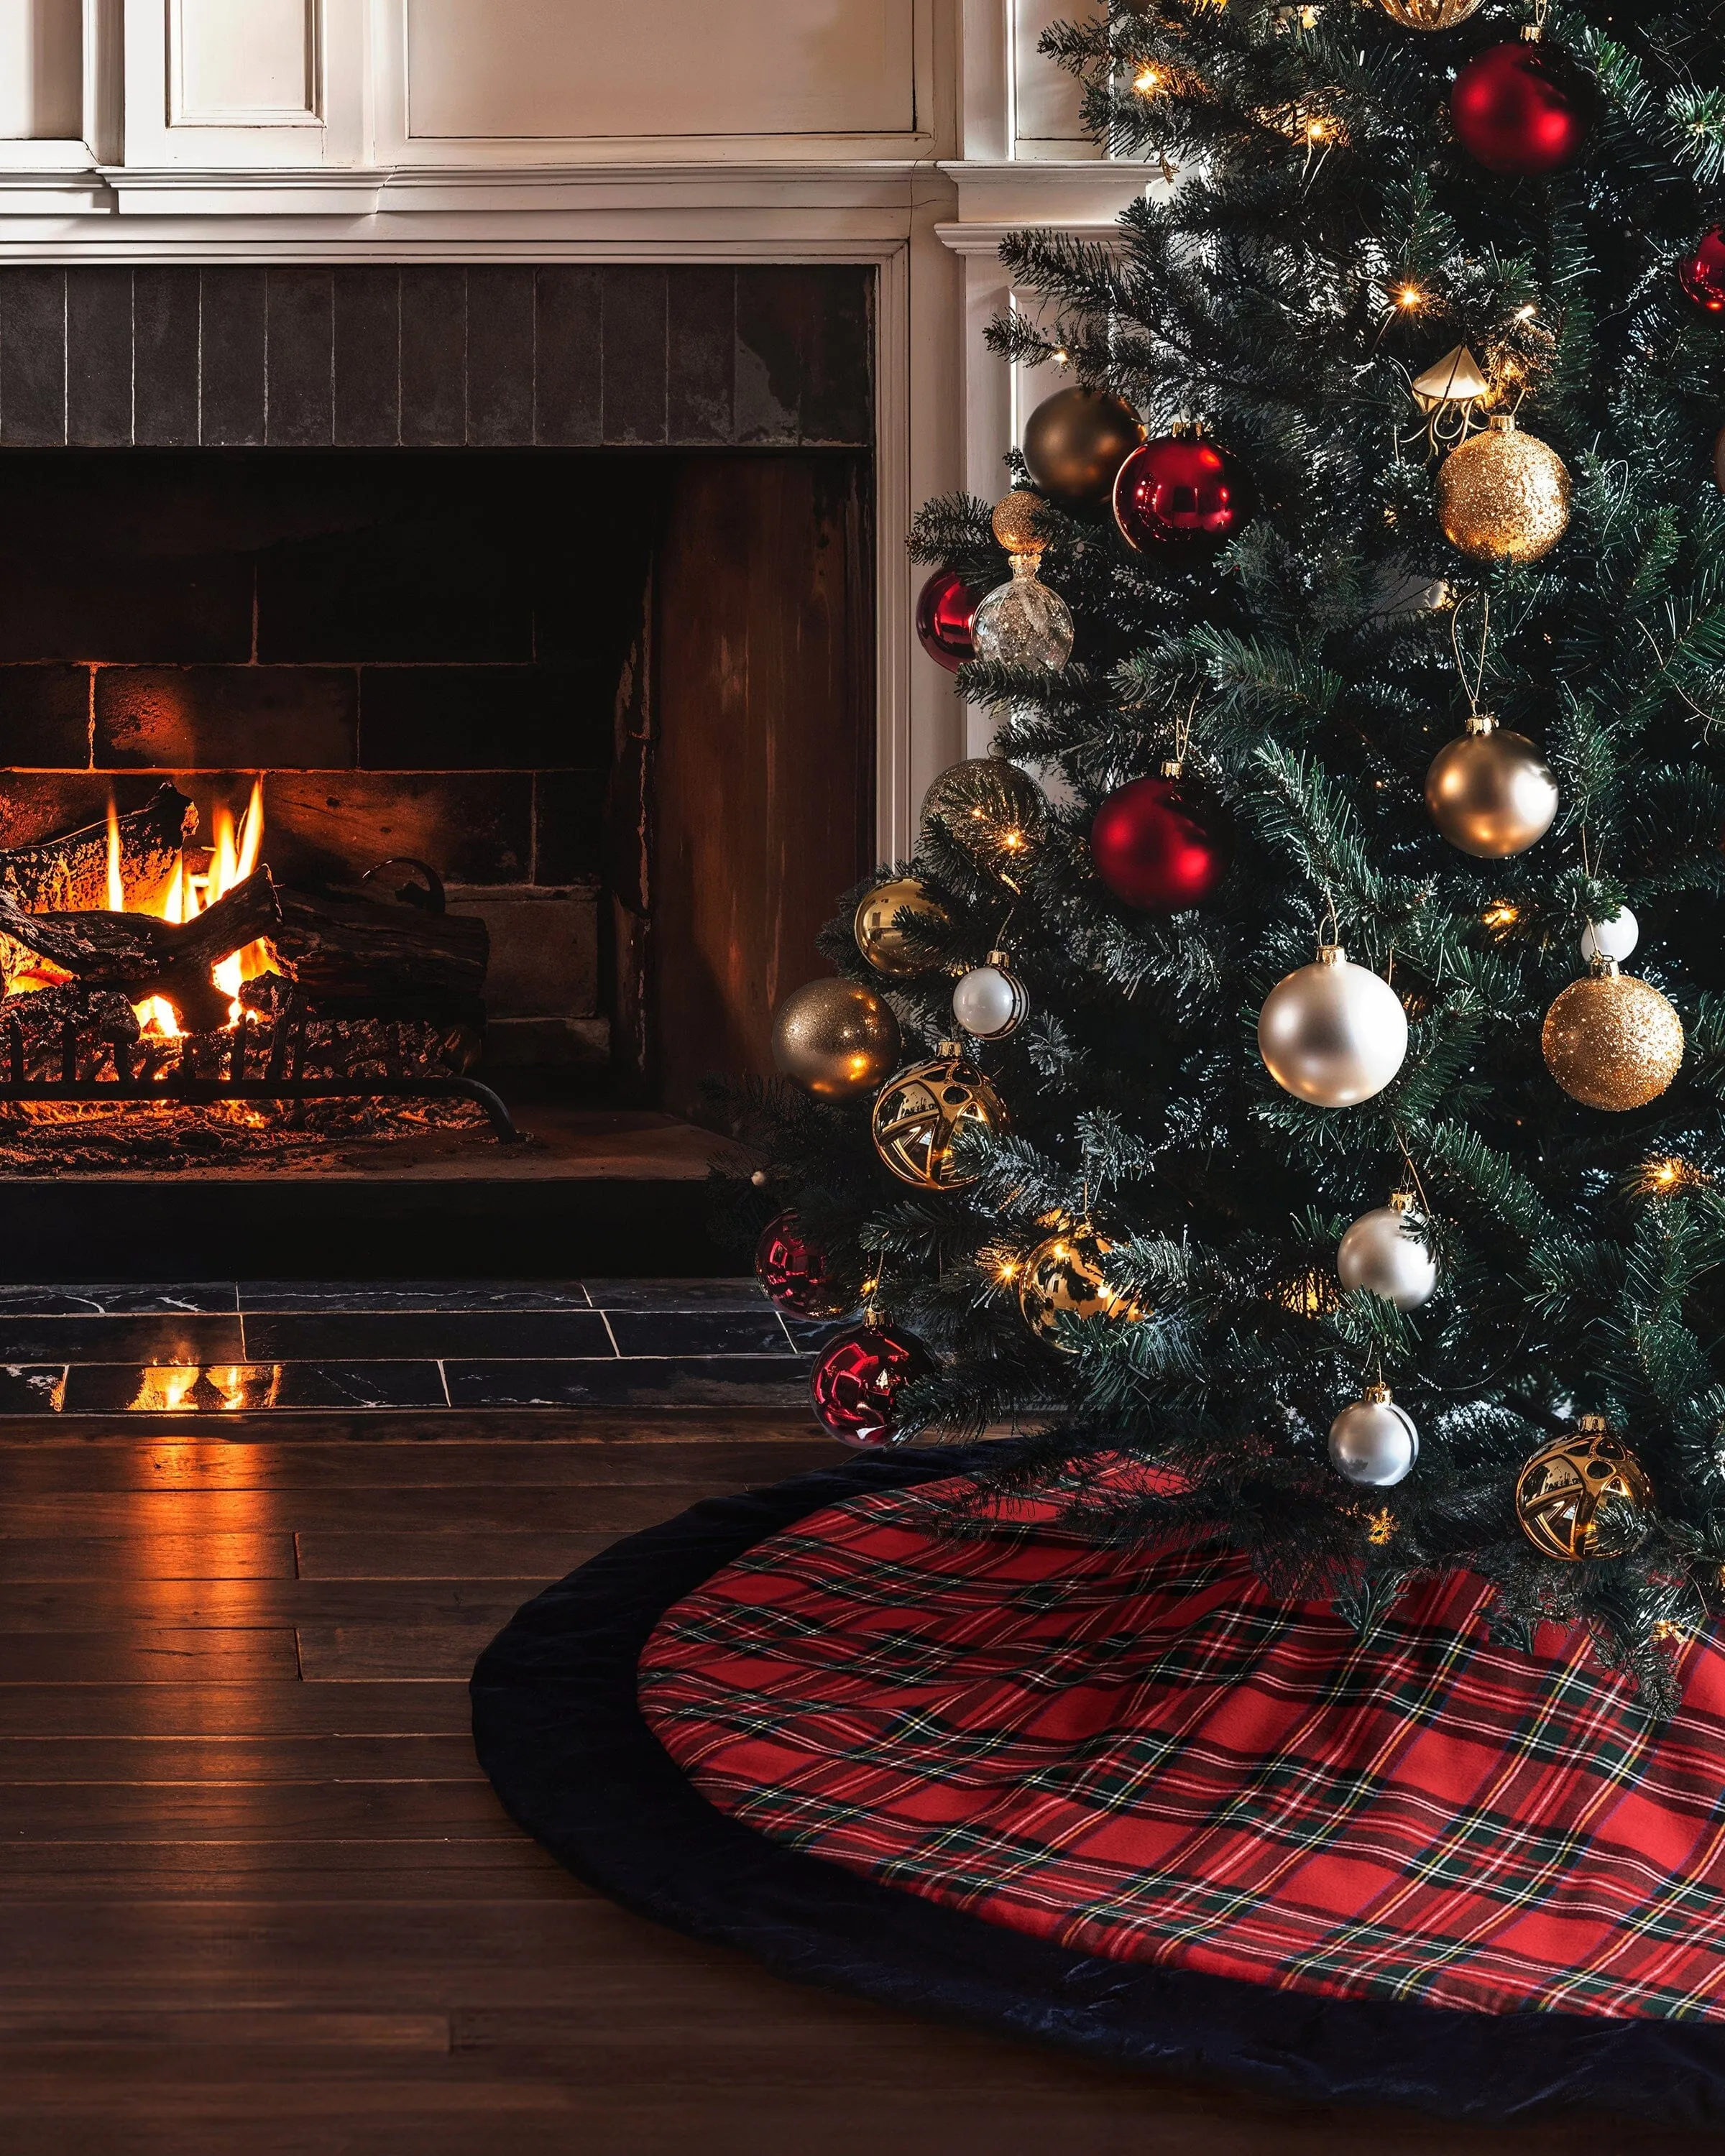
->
[643,454,873,1124]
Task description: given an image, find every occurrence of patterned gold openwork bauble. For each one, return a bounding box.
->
[1376,0,1484,26]
[870,1054,1007,1189]
[921,757,1047,874]
[1517,1418,1653,1563]
[1018,1230,1139,1351]
[1542,959,1685,1113]
[1437,415,1571,567]
[853,877,950,978]
[992,490,1049,557]
[771,979,903,1102]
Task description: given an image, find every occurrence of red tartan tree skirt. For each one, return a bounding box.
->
[640,1470,1725,2024]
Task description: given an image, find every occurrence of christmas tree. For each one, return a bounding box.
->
[742,0,1725,1703]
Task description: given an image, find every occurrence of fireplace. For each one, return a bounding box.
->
[0,264,875,1271]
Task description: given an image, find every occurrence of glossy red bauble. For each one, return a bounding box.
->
[809,1324,935,1447]
[1091,770,1233,912]
[755,1211,852,1321]
[1113,436,1256,556]
[915,567,978,673]
[1450,40,1596,177]
[1681,228,1725,314]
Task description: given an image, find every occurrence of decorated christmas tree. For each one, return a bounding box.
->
[741,0,1725,1701]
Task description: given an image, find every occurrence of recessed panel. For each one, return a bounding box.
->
[170,0,319,126]
[0,0,82,140]
[405,0,916,141]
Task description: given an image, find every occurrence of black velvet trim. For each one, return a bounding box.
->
[470,1447,1725,2128]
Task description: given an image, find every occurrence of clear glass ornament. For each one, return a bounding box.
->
[970,555,1074,673]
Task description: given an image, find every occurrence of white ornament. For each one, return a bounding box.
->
[1258,945,1409,1108]
[1581,909,1639,967]
[1338,1194,1438,1311]
[952,954,1029,1042]
[1329,1386,1420,1488]
[971,556,1075,673]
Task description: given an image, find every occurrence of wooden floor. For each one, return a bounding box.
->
[0,1409,1697,2155]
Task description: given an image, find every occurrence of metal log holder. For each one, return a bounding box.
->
[0,990,523,1143]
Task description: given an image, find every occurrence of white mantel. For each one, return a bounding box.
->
[0,0,1153,849]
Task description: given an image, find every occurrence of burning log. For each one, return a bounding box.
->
[0,786,196,986]
[270,885,488,1020]
[0,868,280,1033]
[0,983,140,1083]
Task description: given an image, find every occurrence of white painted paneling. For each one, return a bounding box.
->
[169,0,318,125]
[0,0,81,139]
[403,0,916,142]
[1012,0,1098,157]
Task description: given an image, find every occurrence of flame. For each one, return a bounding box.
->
[211,778,269,1023]
[105,797,124,913]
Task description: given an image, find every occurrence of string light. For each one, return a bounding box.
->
[1396,284,1426,311]
[1133,65,1164,95]
[1481,900,1519,936]
[1367,1508,1398,1547]
[1634,1157,1708,1199]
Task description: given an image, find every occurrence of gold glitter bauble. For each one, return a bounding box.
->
[854,877,950,978]
[871,1054,1007,1189]
[1018,1230,1139,1351]
[771,979,902,1101]
[1542,962,1684,1113]
[921,757,1047,872]
[992,490,1049,556]
[1437,415,1571,566]
[1376,0,1484,25]
[1022,387,1146,508]
[1425,715,1558,858]
[1517,1419,1652,1563]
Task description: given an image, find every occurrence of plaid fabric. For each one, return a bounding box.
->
[638,1470,1725,2024]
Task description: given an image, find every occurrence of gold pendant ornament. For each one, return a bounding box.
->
[920,757,1048,876]
[1377,0,1484,25]
[1516,1417,1653,1562]
[1411,344,1492,457]
[771,979,903,1101]
[854,877,950,977]
[1425,714,1558,858]
[1542,958,1685,1113]
[991,489,1051,557]
[1437,415,1571,567]
[870,1052,1008,1189]
[1018,1228,1138,1350]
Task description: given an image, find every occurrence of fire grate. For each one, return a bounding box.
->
[0,991,523,1143]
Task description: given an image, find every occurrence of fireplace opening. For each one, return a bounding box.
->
[0,444,873,1190]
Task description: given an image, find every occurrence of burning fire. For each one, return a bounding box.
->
[107,778,272,1037]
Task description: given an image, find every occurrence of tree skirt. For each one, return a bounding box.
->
[471,1450,1725,2127]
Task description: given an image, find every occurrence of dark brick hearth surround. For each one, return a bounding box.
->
[0,264,873,1069]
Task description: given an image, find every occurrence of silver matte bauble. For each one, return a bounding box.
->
[1258,946,1409,1108]
[952,954,1029,1042]
[970,556,1075,673]
[1329,1386,1420,1488]
[1338,1194,1438,1311]
[1425,714,1558,860]
[1581,908,1639,967]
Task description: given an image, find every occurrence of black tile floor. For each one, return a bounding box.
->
[0,1280,827,1414]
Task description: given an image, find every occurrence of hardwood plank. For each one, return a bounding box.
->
[0,1733,482,1782]
[0,1630,298,1684]
[0,1489,725,1535]
[0,1781,518,1841]
[297,1621,514,1681]
[0,2008,451,2050]
[0,1580,530,1632]
[295,1529,602,1580]
[0,1534,295,1583]
[0,1843,574,1900]
[0,1680,472,1738]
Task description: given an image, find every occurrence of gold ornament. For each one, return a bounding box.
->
[1437,415,1571,567]
[1517,1416,1653,1563]
[1018,1229,1139,1350]
[1425,714,1559,858]
[854,877,950,978]
[1376,0,1484,25]
[1412,344,1491,415]
[772,979,903,1102]
[1542,959,1685,1113]
[1022,387,1146,508]
[921,757,1046,876]
[870,1052,1007,1189]
[992,491,1049,557]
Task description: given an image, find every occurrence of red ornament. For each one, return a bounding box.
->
[755,1211,851,1320]
[1450,40,1595,177]
[1113,436,1256,556]
[915,568,978,673]
[1091,767,1233,912]
[1681,228,1725,314]
[809,1324,935,1447]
